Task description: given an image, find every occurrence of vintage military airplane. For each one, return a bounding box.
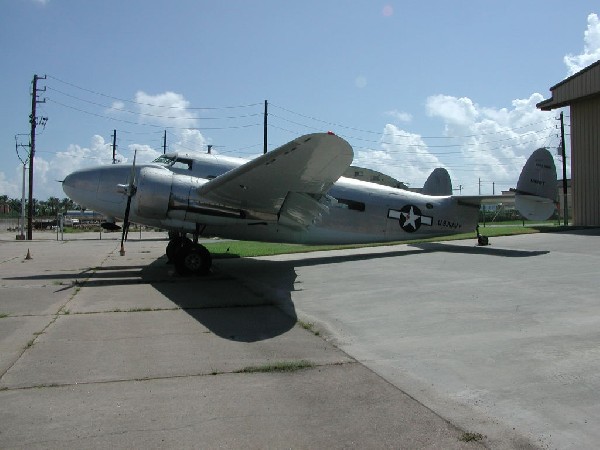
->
[62,132,557,276]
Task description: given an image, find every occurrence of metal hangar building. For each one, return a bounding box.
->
[537,60,600,226]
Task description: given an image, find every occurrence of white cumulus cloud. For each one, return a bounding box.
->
[426,95,479,126]
[564,13,600,75]
[385,110,413,123]
[0,171,20,198]
[353,124,444,188]
[135,91,198,130]
[358,93,557,195]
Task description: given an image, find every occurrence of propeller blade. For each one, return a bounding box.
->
[119,150,138,255]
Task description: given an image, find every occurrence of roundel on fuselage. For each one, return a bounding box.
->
[398,204,422,232]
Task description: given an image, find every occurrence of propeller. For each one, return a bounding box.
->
[119,150,138,255]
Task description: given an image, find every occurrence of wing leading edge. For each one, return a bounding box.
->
[197,133,354,223]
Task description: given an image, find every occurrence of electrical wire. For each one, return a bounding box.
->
[47,75,262,110]
[270,102,555,139]
[40,76,567,179]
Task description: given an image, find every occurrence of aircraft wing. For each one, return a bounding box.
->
[197,133,354,223]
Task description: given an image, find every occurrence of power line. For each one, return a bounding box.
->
[46,75,262,110]
[270,102,555,139]
[48,98,264,131]
[47,86,263,121]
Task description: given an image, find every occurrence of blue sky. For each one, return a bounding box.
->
[1,1,599,199]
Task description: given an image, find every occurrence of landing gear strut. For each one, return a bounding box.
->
[166,233,212,276]
[476,225,489,246]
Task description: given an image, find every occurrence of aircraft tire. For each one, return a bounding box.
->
[166,236,193,262]
[174,243,212,276]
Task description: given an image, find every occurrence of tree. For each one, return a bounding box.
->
[47,197,60,216]
[0,195,8,215]
[60,197,74,213]
[8,198,21,214]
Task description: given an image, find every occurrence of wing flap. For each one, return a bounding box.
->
[197,133,353,221]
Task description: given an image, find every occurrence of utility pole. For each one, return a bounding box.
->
[559,111,568,226]
[27,74,46,240]
[21,164,26,239]
[478,178,481,195]
[207,145,212,154]
[263,100,268,154]
[163,130,167,154]
[14,135,29,240]
[111,130,117,164]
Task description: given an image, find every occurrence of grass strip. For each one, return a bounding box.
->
[204,225,541,259]
[236,360,315,373]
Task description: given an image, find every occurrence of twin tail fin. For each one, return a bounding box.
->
[514,148,558,221]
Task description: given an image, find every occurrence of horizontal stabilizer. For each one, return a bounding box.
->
[515,195,556,221]
[422,168,452,196]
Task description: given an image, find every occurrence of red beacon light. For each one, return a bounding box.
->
[327,131,336,135]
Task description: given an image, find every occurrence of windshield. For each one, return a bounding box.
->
[151,155,192,170]
[152,155,175,165]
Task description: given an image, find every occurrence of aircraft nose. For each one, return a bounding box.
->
[62,168,100,203]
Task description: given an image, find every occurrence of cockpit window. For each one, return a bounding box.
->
[152,155,175,165]
[151,155,193,170]
[172,158,192,170]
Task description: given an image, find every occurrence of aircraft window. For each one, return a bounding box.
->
[335,198,365,212]
[172,158,193,170]
[152,155,175,165]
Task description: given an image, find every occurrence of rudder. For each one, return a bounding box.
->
[515,148,557,221]
[422,168,452,196]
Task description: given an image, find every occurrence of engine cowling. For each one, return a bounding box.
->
[135,167,173,219]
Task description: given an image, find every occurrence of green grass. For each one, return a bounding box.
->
[0,313,9,319]
[298,320,320,336]
[236,360,315,373]
[203,224,545,259]
[459,432,484,442]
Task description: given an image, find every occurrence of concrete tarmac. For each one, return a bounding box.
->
[217,229,600,449]
[2,229,599,448]
[1,230,479,449]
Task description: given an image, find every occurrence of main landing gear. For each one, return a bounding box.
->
[166,233,212,276]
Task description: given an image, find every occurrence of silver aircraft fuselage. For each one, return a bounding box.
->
[62,154,479,245]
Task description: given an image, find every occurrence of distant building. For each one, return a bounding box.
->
[537,60,600,226]
[480,179,570,222]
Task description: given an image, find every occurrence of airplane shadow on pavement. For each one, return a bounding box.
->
[1,242,548,342]
[147,257,299,343]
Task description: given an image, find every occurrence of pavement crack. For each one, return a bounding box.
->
[0,361,359,392]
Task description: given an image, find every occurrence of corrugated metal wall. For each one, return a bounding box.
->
[552,64,600,106]
[571,97,600,226]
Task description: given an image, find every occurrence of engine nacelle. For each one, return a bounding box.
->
[134,165,261,225]
[135,167,174,219]
[134,166,211,222]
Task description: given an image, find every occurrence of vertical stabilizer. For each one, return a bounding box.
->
[515,148,557,221]
[422,168,452,196]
